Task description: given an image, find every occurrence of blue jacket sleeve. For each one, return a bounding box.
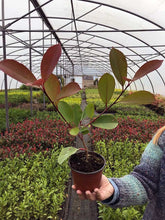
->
[102,139,163,208]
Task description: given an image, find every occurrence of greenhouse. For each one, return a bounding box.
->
[0,0,165,219]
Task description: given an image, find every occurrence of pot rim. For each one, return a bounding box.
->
[68,151,106,175]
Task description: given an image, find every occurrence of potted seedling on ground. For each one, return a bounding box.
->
[0,44,163,191]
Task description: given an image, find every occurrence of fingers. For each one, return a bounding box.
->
[72,185,86,200]
[72,185,76,190]
[72,175,114,201]
[72,185,97,201]
[85,190,97,201]
[76,190,97,201]
[78,190,88,200]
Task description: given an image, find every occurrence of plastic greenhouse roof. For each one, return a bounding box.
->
[0,0,165,95]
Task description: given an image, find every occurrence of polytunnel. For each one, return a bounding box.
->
[1,0,165,130]
[1,1,165,219]
[1,0,165,93]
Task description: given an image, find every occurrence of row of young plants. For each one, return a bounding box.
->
[0,100,163,133]
[1,116,165,160]
[0,117,155,220]
[0,118,75,159]
[0,107,63,133]
[97,103,163,120]
[0,104,164,220]
[0,147,70,220]
[0,86,164,135]
[0,131,159,219]
[0,90,41,106]
[0,108,32,133]
[0,89,81,107]
[95,140,146,220]
[91,117,165,145]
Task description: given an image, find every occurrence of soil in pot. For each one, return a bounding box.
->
[69,151,104,173]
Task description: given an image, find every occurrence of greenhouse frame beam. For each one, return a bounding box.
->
[4,17,164,92]
[4,0,53,29]
[70,0,83,75]
[0,0,165,94]
[1,0,9,131]
[30,0,74,66]
[79,0,163,29]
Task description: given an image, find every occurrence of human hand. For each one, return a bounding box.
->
[72,175,114,201]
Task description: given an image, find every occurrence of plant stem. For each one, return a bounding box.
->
[77,133,89,159]
[43,87,89,159]
[85,82,131,127]
[43,89,71,128]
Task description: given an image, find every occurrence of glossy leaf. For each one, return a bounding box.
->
[0,59,36,84]
[92,114,118,130]
[86,103,95,119]
[98,73,115,105]
[72,104,82,126]
[56,82,81,101]
[58,101,73,123]
[110,48,127,86]
[133,60,163,81]
[119,91,155,105]
[41,44,61,82]
[58,147,78,164]
[69,127,80,136]
[82,103,95,120]
[44,74,60,104]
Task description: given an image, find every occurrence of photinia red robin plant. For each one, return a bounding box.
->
[0,44,163,164]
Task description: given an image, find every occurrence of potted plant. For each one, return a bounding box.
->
[0,44,163,191]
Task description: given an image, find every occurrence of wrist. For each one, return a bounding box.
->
[101,178,119,205]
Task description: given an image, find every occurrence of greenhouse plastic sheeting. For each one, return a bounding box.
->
[0,0,165,94]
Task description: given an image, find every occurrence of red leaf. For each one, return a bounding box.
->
[123,77,132,82]
[26,78,44,88]
[0,59,36,84]
[133,60,163,81]
[56,82,81,101]
[41,44,61,82]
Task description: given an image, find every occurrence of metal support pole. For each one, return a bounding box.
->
[42,20,46,109]
[2,0,9,131]
[56,65,58,75]
[72,63,74,82]
[28,0,33,115]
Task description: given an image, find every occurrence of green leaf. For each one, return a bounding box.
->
[98,73,115,105]
[58,147,78,164]
[72,104,82,126]
[0,59,37,84]
[69,127,79,136]
[110,48,127,86]
[133,60,163,81]
[58,101,73,123]
[86,103,95,118]
[92,114,118,130]
[44,74,60,104]
[119,91,155,105]
[82,103,95,119]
